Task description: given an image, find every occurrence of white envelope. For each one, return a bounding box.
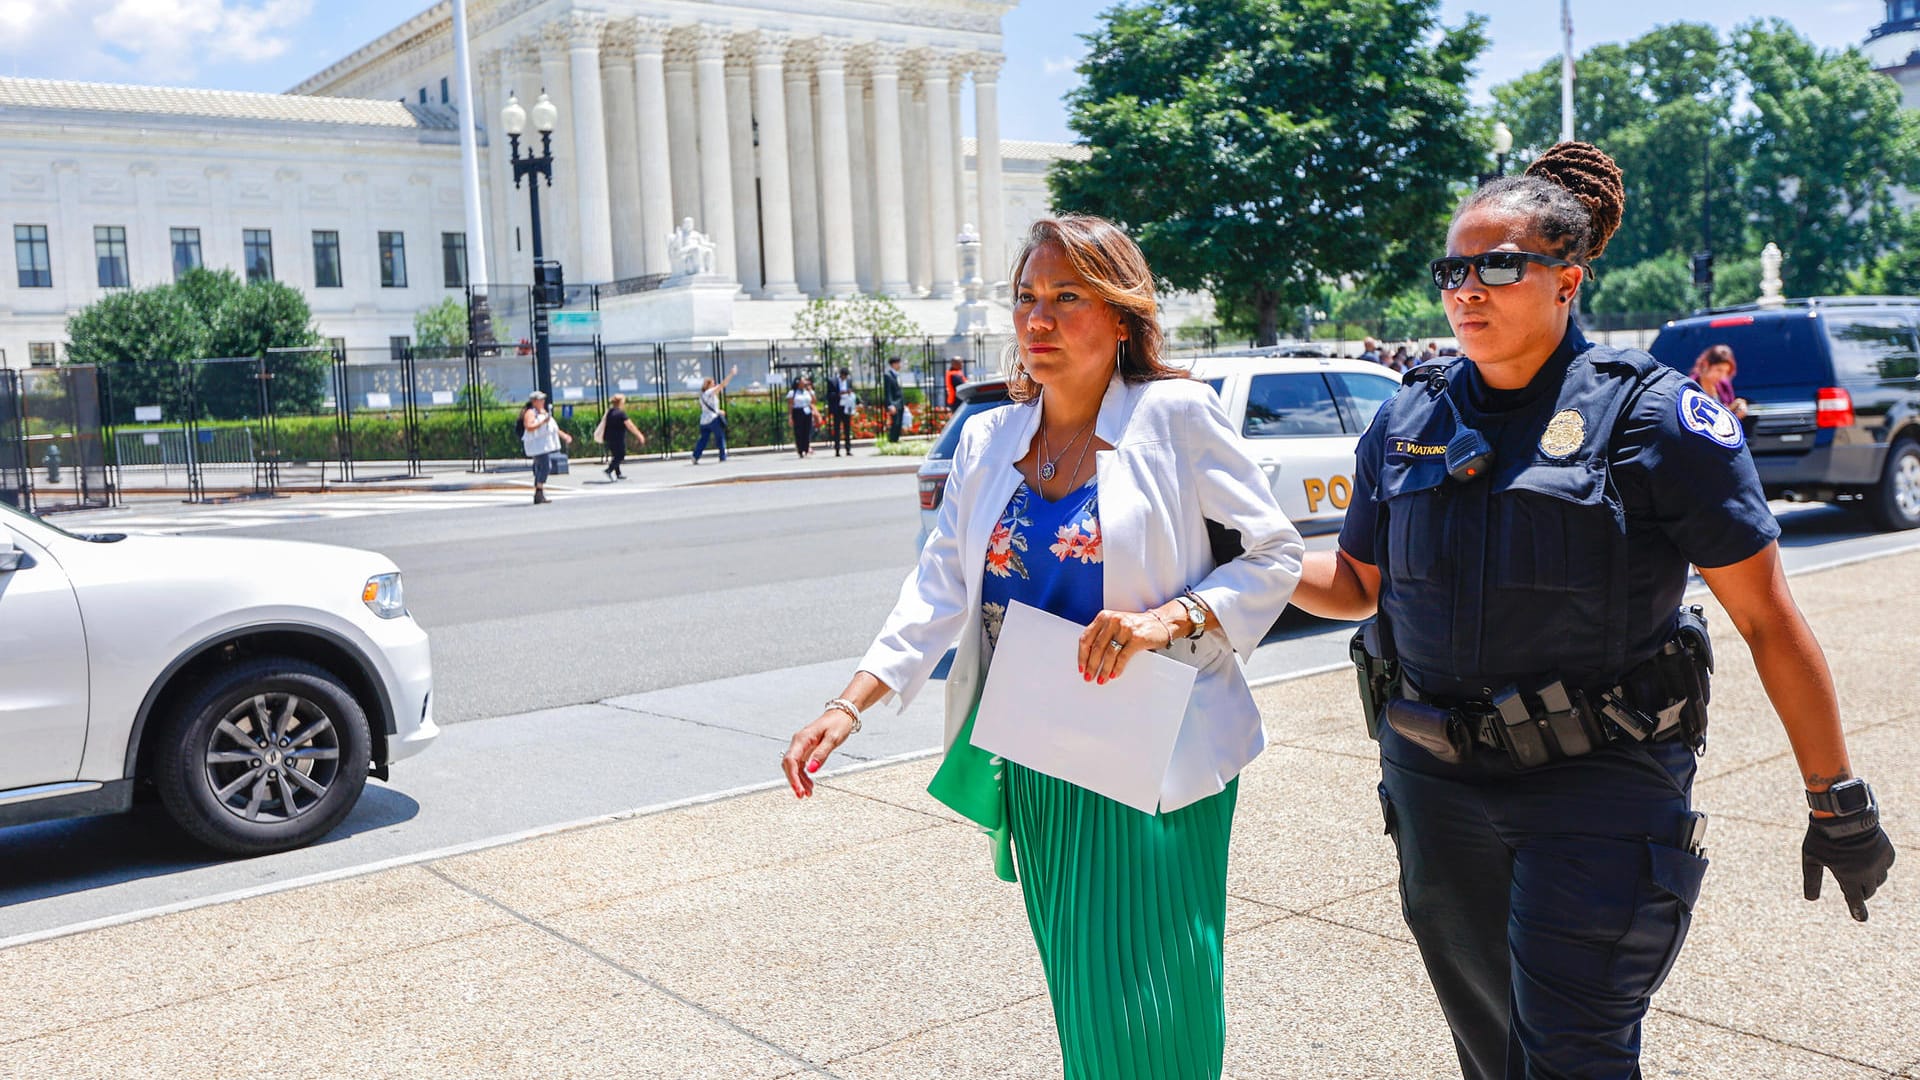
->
[970,600,1198,814]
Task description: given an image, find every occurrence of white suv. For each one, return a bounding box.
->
[0,501,436,855]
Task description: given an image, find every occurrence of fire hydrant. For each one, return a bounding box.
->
[43,443,61,484]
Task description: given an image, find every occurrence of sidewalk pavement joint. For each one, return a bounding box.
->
[420,864,846,1080]
[1646,1003,1896,1077]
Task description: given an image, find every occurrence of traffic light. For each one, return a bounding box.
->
[1691,251,1715,288]
[536,260,565,308]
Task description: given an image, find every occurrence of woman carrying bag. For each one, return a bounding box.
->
[521,390,572,505]
[781,214,1303,1079]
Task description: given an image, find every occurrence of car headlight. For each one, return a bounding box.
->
[362,572,407,619]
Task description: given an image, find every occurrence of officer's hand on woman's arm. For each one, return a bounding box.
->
[1289,549,1382,622]
[1699,541,1896,921]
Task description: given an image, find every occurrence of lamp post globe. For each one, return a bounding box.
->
[501,92,526,137]
[1491,121,1513,177]
[530,92,558,134]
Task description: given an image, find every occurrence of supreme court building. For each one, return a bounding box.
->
[1,0,1075,368]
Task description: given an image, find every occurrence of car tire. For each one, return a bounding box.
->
[153,657,371,856]
[1866,438,1920,532]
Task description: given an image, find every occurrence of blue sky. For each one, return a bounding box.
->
[0,1,1889,142]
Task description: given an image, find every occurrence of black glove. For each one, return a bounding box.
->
[1802,814,1895,922]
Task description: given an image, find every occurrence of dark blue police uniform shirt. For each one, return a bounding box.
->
[1339,325,1780,681]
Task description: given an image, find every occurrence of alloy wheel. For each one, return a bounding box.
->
[202,693,342,824]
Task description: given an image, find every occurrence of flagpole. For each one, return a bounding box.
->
[1560,0,1576,143]
[451,0,489,290]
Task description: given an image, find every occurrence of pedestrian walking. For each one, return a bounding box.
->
[597,393,646,480]
[883,356,906,441]
[1360,336,1382,364]
[828,366,856,456]
[783,213,1304,1080]
[945,355,967,408]
[520,390,572,505]
[1288,141,1896,1080]
[691,365,738,464]
[787,375,819,458]
[1389,345,1411,372]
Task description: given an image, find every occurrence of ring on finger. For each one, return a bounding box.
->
[1107,639,1125,651]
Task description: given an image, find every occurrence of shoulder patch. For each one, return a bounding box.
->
[1677,386,1744,449]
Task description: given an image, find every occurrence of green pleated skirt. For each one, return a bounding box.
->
[1007,762,1239,1080]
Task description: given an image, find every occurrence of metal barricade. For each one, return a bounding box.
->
[184,356,276,500]
[17,365,114,512]
[0,369,25,509]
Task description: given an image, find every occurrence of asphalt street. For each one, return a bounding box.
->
[2,477,1916,944]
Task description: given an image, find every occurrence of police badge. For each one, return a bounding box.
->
[1539,409,1586,458]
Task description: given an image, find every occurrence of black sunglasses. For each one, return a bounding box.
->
[1430,251,1575,291]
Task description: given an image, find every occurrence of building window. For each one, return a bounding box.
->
[313,230,343,288]
[28,342,58,366]
[170,227,202,279]
[243,229,274,283]
[379,231,408,288]
[439,76,449,104]
[389,335,411,359]
[94,226,130,288]
[442,232,467,288]
[14,224,51,288]
[418,87,428,104]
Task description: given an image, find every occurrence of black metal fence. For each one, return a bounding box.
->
[0,369,25,509]
[4,365,112,513]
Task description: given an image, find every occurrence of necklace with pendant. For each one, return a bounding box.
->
[1038,407,1096,483]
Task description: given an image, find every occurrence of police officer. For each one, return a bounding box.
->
[1289,142,1896,1079]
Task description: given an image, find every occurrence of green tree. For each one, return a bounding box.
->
[1050,0,1488,344]
[788,297,849,343]
[845,294,922,351]
[1732,20,1920,294]
[65,267,323,422]
[1586,253,1695,316]
[1490,23,1736,270]
[413,296,471,349]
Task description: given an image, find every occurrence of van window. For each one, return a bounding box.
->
[1203,377,1225,396]
[1825,316,1919,383]
[1330,371,1399,431]
[1244,373,1343,437]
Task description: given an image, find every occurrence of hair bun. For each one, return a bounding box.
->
[1525,142,1624,260]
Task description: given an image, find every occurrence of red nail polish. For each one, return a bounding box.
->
[807,760,820,773]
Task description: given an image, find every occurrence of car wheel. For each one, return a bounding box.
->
[153,657,372,856]
[1866,439,1920,532]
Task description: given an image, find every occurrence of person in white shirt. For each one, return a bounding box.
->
[520,390,572,505]
[691,365,738,464]
[781,214,1303,1080]
[786,376,820,458]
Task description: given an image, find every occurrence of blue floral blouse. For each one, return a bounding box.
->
[980,474,1104,656]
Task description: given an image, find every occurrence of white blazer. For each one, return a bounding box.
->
[858,372,1306,813]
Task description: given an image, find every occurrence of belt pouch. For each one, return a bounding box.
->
[1385,698,1468,765]
[1538,681,1595,758]
[1493,688,1553,769]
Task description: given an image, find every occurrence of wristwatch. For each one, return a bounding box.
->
[1176,592,1209,640]
[1807,777,1875,817]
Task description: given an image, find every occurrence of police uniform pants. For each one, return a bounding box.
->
[1376,723,1709,1080]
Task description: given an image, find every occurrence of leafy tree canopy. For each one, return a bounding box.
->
[1050,0,1488,345]
[413,296,472,350]
[1490,20,1920,298]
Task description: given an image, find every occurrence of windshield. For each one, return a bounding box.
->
[930,396,1018,460]
[0,499,79,541]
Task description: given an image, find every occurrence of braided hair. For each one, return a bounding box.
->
[1455,141,1625,265]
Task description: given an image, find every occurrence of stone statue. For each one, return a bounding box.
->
[667,217,716,279]
[1758,242,1784,307]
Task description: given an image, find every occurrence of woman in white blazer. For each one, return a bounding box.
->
[781,215,1304,1080]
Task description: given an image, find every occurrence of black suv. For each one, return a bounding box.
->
[1650,297,1920,530]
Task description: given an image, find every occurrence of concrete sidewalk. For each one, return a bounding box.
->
[93,439,926,506]
[3,554,1916,1078]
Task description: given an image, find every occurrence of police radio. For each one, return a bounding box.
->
[1426,372,1495,483]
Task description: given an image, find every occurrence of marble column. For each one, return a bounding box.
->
[600,23,644,279]
[536,26,580,270]
[921,55,958,298]
[902,77,930,295]
[812,36,858,298]
[750,32,801,298]
[845,72,874,292]
[664,42,701,226]
[972,53,1007,290]
[692,24,737,281]
[866,44,911,296]
[948,71,966,255]
[631,19,675,277]
[725,52,762,294]
[564,11,615,283]
[785,58,822,295]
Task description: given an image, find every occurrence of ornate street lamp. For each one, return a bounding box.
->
[1491,121,1513,178]
[503,90,562,397]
